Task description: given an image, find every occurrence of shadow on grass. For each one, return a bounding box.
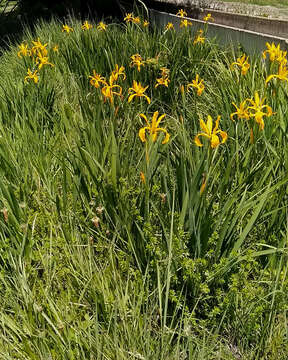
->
[0,0,124,52]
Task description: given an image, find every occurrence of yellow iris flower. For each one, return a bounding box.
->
[165,22,174,30]
[266,62,288,84]
[180,19,192,28]
[101,76,122,104]
[160,67,170,77]
[177,9,187,17]
[111,64,126,82]
[132,16,141,24]
[17,43,31,58]
[155,76,170,88]
[187,74,205,96]
[97,22,107,31]
[81,21,93,30]
[203,13,213,22]
[36,52,54,69]
[193,32,205,45]
[24,68,39,84]
[143,20,149,27]
[130,54,145,72]
[89,70,106,88]
[230,101,250,121]
[194,115,228,149]
[138,111,170,144]
[128,81,151,104]
[62,24,73,33]
[231,54,250,75]
[263,42,287,64]
[246,92,273,130]
[124,13,134,23]
[31,38,48,56]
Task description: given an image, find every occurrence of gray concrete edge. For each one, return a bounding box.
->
[149,9,288,55]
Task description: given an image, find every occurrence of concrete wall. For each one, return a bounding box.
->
[196,9,288,39]
[147,0,288,39]
[149,9,288,55]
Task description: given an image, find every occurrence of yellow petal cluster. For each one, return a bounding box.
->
[130,54,145,72]
[176,9,187,17]
[263,42,287,64]
[246,92,273,131]
[230,54,250,75]
[180,19,192,28]
[81,20,93,30]
[97,22,107,31]
[203,13,213,22]
[165,22,174,30]
[138,111,170,144]
[62,24,73,33]
[187,74,205,96]
[193,29,205,45]
[89,65,124,104]
[24,68,39,84]
[128,81,151,104]
[195,115,227,149]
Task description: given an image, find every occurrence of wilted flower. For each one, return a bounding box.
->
[160,67,170,77]
[140,171,146,184]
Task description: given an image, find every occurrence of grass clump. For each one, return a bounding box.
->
[0,12,287,359]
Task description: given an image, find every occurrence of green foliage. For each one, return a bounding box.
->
[0,14,287,359]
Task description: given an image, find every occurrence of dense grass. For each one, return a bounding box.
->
[0,14,287,359]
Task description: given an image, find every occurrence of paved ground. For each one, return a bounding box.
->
[155,0,288,19]
[202,0,288,19]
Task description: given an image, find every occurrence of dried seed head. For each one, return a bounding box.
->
[91,216,100,228]
[96,206,104,215]
[160,193,167,203]
[2,208,8,223]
